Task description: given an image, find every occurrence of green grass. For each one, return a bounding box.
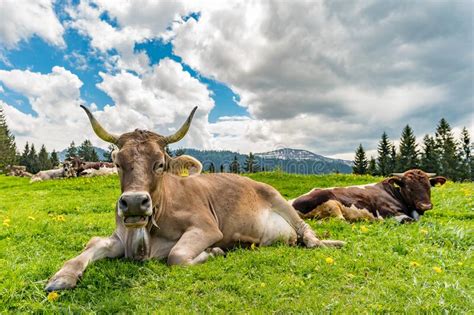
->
[0,173,472,313]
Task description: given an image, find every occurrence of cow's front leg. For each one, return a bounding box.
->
[167,228,224,266]
[45,234,124,291]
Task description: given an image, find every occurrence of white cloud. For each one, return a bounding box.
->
[65,0,192,73]
[0,59,215,151]
[170,0,473,157]
[95,58,215,149]
[0,0,65,49]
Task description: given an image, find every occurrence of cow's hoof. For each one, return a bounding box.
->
[208,247,225,257]
[45,274,78,292]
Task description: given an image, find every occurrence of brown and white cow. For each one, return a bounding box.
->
[291,169,447,223]
[45,106,344,291]
[30,164,76,183]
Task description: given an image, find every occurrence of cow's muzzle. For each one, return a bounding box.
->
[416,202,432,212]
[118,191,153,228]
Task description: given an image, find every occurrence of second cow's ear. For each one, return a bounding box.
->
[167,155,202,177]
[388,176,404,187]
[430,176,447,186]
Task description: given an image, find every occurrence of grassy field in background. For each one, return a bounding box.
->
[0,173,472,313]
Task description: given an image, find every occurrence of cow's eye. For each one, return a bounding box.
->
[153,161,164,173]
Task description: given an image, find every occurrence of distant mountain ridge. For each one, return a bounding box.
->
[256,148,353,166]
[184,148,353,174]
[57,146,352,174]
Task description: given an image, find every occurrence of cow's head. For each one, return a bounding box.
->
[388,169,446,218]
[81,105,201,228]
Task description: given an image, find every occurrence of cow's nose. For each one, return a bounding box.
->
[118,192,152,216]
[418,202,432,211]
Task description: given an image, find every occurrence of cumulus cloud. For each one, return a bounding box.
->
[171,0,473,156]
[95,58,215,149]
[65,0,191,73]
[0,0,65,49]
[0,59,215,151]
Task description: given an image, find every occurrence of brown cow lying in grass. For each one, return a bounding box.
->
[45,105,344,292]
[291,169,447,223]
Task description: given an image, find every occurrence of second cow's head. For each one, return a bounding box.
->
[81,105,201,228]
[388,169,446,215]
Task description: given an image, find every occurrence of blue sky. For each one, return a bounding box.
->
[0,12,247,123]
[0,1,472,159]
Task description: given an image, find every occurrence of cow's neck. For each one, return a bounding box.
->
[380,181,409,211]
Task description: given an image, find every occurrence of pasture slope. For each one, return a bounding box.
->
[0,173,472,313]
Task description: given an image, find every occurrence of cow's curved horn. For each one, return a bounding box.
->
[426,173,436,177]
[163,106,197,144]
[80,105,119,144]
[391,173,404,176]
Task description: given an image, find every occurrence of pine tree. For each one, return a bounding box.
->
[367,156,377,175]
[27,144,39,174]
[78,140,99,161]
[435,118,460,180]
[220,164,225,173]
[420,135,438,173]
[208,162,216,173]
[230,156,240,173]
[352,144,368,175]
[50,150,60,168]
[397,125,418,171]
[377,132,392,176]
[0,106,17,172]
[20,142,30,168]
[458,127,472,181]
[66,141,78,160]
[244,152,258,173]
[38,145,52,170]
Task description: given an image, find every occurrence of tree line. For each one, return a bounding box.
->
[204,153,263,174]
[0,106,112,174]
[353,118,472,181]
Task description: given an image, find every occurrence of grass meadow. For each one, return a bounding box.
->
[0,173,472,313]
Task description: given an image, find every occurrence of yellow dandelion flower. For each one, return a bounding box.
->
[325,257,334,265]
[3,218,11,223]
[250,243,256,250]
[56,215,65,222]
[260,282,266,288]
[433,266,443,273]
[351,224,356,231]
[47,291,59,302]
[360,225,369,233]
[28,216,36,221]
[410,261,420,267]
[3,222,10,227]
[420,229,428,235]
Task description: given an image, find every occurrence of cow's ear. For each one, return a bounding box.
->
[430,176,447,186]
[388,176,404,187]
[167,155,202,177]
